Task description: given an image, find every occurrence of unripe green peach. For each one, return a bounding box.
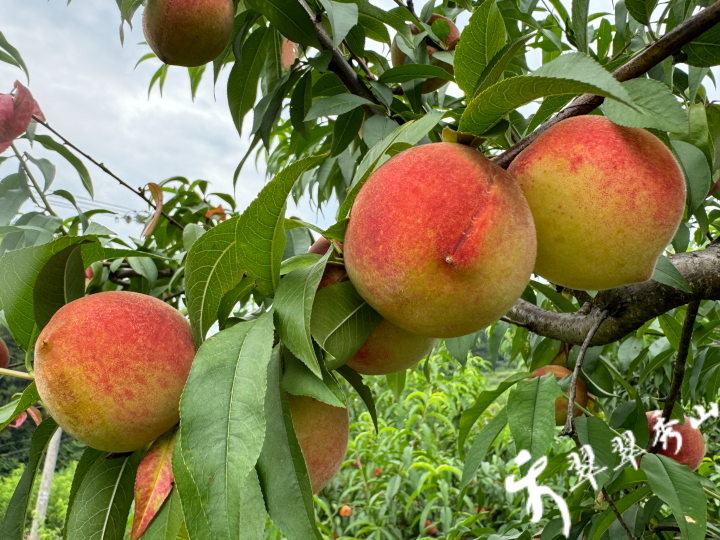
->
[390,14,460,93]
[143,0,235,67]
[646,411,706,470]
[508,116,686,291]
[532,365,587,426]
[288,394,348,493]
[344,143,536,338]
[34,291,196,452]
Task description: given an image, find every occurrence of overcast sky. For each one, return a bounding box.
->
[1,0,718,240]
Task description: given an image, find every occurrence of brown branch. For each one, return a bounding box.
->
[343,39,376,81]
[296,0,385,118]
[505,244,720,346]
[561,309,609,436]
[31,116,184,231]
[660,300,700,423]
[113,268,175,280]
[601,487,636,540]
[493,0,720,168]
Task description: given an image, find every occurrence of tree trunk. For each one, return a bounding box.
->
[29,427,62,540]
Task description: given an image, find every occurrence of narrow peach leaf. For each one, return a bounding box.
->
[142,182,164,237]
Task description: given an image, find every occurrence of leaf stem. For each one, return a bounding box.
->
[0,367,35,381]
[11,142,63,224]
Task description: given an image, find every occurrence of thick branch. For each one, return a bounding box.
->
[493,0,720,168]
[506,244,720,345]
[659,300,699,423]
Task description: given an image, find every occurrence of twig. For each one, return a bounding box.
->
[608,33,636,63]
[602,487,636,540]
[659,300,700,423]
[31,115,184,231]
[560,309,609,436]
[343,39,376,81]
[493,0,720,168]
[163,289,185,302]
[0,367,34,381]
[393,0,420,22]
[11,142,64,226]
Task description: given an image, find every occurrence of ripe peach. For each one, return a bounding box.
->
[288,394,349,493]
[344,143,536,338]
[508,116,686,291]
[532,365,587,426]
[0,337,8,369]
[143,0,234,67]
[339,505,352,517]
[390,14,460,93]
[34,291,196,452]
[310,238,436,374]
[646,411,706,470]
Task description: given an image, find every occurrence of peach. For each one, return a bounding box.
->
[143,0,234,67]
[288,394,349,492]
[0,337,8,369]
[646,410,706,470]
[532,365,587,426]
[390,14,460,93]
[34,291,196,452]
[508,116,686,291]
[344,143,536,338]
[309,238,436,374]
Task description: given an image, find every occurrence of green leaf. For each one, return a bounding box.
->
[172,431,212,540]
[25,155,56,192]
[0,383,40,431]
[305,95,373,121]
[182,223,205,251]
[65,449,145,540]
[217,276,256,329]
[473,32,535,97]
[671,140,712,212]
[574,416,619,493]
[377,64,455,84]
[445,332,479,366]
[179,311,275,540]
[651,254,692,293]
[227,26,270,141]
[524,94,574,135]
[282,348,345,407]
[331,107,364,157]
[454,0,506,96]
[139,486,183,540]
[460,408,508,493]
[0,173,31,227]
[0,418,58,540]
[458,372,532,453]
[128,256,158,289]
[604,78,688,133]
[336,365,378,431]
[34,135,93,198]
[236,155,326,297]
[639,348,675,385]
[357,0,413,48]
[32,244,85,331]
[310,281,383,370]
[237,468,267,540]
[0,31,29,80]
[185,217,243,348]
[531,280,577,313]
[256,350,322,540]
[625,0,657,25]
[459,53,636,135]
[319,0,358,48]
[642,453,707,540]
[684,25,720,68]
[63,448,107,540]
[507,374,563,466]
[572,0,589,53]
[323,218,349,242]
[274,249,331,377]
[290,71,314,140]
[658,313,683,350]
[245,0,320,48]
[586,485,652,540]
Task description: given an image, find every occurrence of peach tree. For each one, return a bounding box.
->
[1,0,720,538]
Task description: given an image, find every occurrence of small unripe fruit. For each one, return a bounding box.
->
[508,116,686,291]
[531,365,587,426]
[34,291,196,452]
[143,0,235,67]
[345,143,536,338]
[646,411,705,470]
[0,337,9,369]
[390,14,460,93]
[289,394,349,493]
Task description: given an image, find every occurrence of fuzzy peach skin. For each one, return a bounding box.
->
[309,238,437,375]
[143,0,234,67]
[508,116,686,291]
[390,14,460,93]
[344,143,537,338]
[288,394,349,493]
[645,411,706,470]
[532,365,587,426]
[0,337,9,369]
[34,291,196,452]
